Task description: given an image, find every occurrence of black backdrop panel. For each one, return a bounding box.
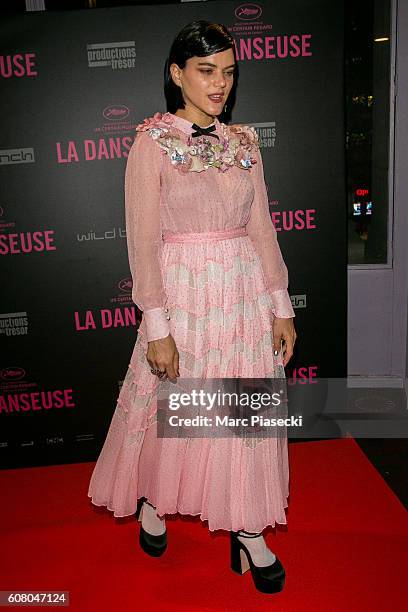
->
[0,1,345,467]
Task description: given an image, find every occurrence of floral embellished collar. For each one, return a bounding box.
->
[135,111,259,173]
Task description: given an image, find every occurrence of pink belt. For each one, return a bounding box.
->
[162,226,248,244]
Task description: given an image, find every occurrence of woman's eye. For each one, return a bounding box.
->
[199,70,235,76]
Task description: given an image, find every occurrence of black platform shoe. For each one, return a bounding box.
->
[135,496,167,557]
[230,530,285,594]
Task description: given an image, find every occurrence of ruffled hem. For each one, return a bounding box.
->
[87,493,289,533]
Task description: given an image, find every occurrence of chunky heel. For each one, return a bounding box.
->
[135,496,145,522]
[230,531,285,594]
[230,534,250,574]
[135,496,167,557]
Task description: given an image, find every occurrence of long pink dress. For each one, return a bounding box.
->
[87,111,296,533]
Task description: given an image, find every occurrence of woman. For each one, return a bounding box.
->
[88,20,297,595]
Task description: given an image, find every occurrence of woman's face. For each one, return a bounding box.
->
[170,48,236,120]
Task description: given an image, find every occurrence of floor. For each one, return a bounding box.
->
[291,437,408,509]
[354,438,408,508]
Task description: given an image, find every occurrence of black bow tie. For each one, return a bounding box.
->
[191,123,219,140]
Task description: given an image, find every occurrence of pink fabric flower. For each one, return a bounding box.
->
[235,148,247,165]
[229,124,259,149]
[160,112,175,126]
[135,111,174,133]
[135,112,163,132]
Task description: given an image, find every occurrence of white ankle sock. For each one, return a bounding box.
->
[141,502,166,536]
[237,532,276,567]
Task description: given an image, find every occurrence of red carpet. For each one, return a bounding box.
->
[1,437,407,611]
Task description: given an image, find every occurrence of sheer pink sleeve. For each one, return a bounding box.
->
[246,145,295,319]
[125,131,170,341]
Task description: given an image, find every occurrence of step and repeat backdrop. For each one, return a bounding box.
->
[0,1,345,468]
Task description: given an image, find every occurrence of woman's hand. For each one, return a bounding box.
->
[273,317,297,367]
[147,333,180,380]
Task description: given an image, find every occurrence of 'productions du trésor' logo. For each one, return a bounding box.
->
[87,41,136,70]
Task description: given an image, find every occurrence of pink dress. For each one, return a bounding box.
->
[87,111,296,533]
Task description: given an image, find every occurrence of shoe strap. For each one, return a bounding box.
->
[237,530,262,538]
[144,499,157,510]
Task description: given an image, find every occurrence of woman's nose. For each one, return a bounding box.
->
[214,74,226,88]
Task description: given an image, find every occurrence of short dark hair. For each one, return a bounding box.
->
[164,20,238,122]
